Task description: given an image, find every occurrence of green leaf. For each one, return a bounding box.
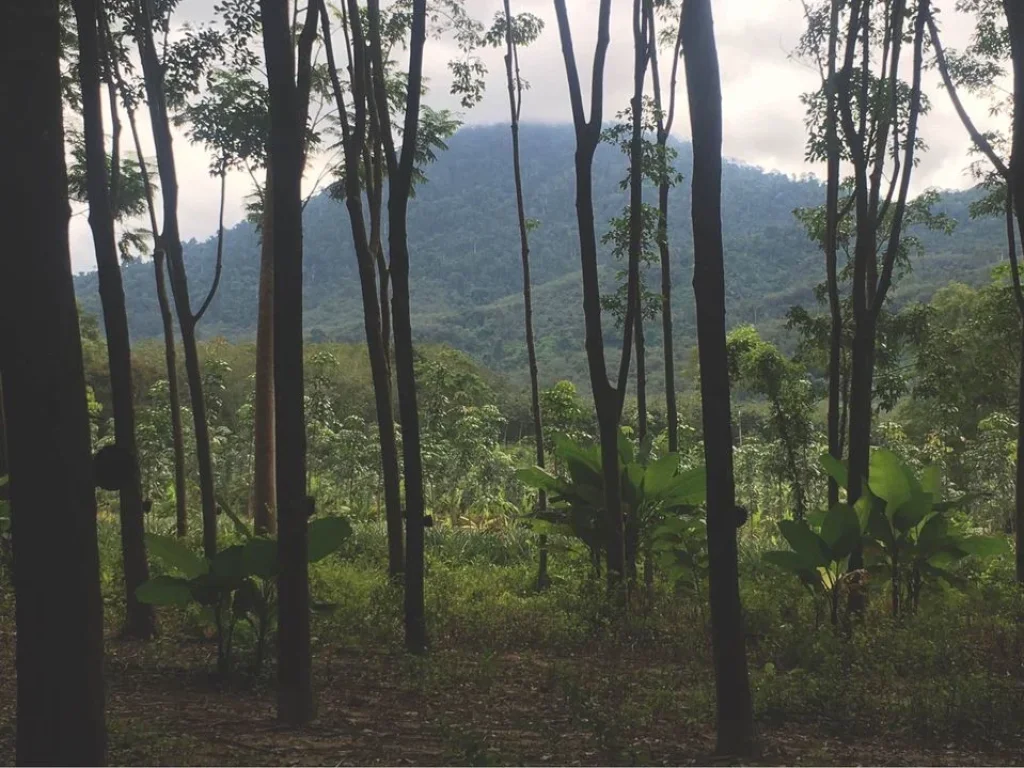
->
[958,535,1011,558]
[145,533,208,579]
[820,503,860,560]
[778,519,829,568]
[893,491,933,533]
[819,453,848,490]
[643,453,680,499]
[516,466,564,494]
[208,544,252,588]
[617,429,634,466]
[242,537,278,579]
[661,466,707,507]
[763,550,812,575]
[868,449,913,512]
[919,465,942,497]
[916,513,949,555]
[135,575,194,606]
[308,516,353,562]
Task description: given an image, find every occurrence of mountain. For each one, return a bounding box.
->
[74,123,1007,386]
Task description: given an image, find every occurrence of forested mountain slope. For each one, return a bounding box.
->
[75,124,1005,385]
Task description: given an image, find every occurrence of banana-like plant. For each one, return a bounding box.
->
[137,507,351,673]
[517,431,706,578]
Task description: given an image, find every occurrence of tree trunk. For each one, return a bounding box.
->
[134,0,218,560]
[825,0,843,510]
[682,0,757,756]
[366,0,430,652]
[0,0,107,758]
[252,164,277,536]
[74,0,154,639]
[552,0,626,586]
[113,62,188,539]
[319,0,403,578]
[156,252,189,539]
[261,0,315,723]
[0,377,7,481]
[1003,0,1024,581]
[501,0,549,590]
[845,321,875,571]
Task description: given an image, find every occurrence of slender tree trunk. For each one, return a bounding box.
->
[252,164,277,536]
[134,0,218,559]
[1003,0,1024,581]
[825,0,843,510]
[261,0,315,723]
[114,53,188,538]
[629,0,649,452]
[648,0,684,455]
[501,0,549,590]
[320,0,403,578]
[365,0,430,652]
[1,0,107,758]
[552,0,627,586]
[74,0,154,639]
[682,0,757,756]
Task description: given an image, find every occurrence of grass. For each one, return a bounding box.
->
[2,517,1024,765]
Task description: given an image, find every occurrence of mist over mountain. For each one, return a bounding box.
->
[74,123,1005,385]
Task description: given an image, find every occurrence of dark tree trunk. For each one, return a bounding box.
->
[0,1,107,760]
[629,0,649,450]
[366,0,430,652]
[111,38,188,538]
[134,0,218,559]
[252,164,277,536]
[1003,0,1024,581]
[501,0,549,589]
[321,0,403,579]
[552,0,628,586]
[682,0,757,756]
[648,0,684,454]
[260,0,315,723]
[0,377,7,481]
[74,0,154,639]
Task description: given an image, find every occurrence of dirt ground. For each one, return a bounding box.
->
[2,623,1022,767]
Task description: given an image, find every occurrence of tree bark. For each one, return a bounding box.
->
[107,13,189,539]
[322,0,403,578]
[260,0,315,723]
[0,0,107,759]
[252,163,277,535]
[74,0,154,639]
[365,0,431,652]
[134,0,218,559]
[825,0,843,510]
[552,0,628,587]
[1003,0,1024,580]
[501,0,549,589]
[648,1,684,454]
[682,0,757,756]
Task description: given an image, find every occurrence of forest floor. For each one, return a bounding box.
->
[4,519,1024,766]
[1,623,1023,766]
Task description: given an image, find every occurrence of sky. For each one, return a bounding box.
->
[68,0,1007,273]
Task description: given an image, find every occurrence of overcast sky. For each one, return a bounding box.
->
[68,0,1005,273]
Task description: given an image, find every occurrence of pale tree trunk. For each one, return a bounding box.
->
[682,0,757,756]
[0,0,107,758]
